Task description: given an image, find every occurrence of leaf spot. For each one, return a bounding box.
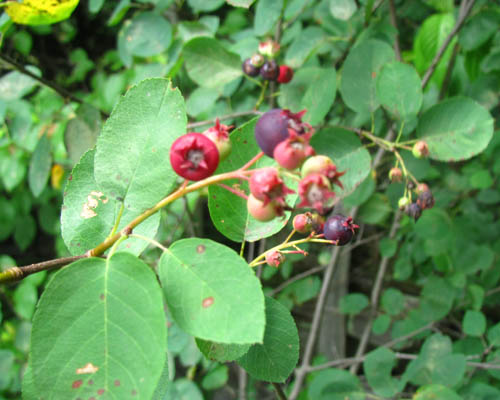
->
[81,191,108,219]
[97,389,105,395]
[114,380,121,386]
[202,297,214,308]
[100,294,105,301]
[76,362,99,374]
[196,245,205,253]
[131,389,137,396]
[72,380,83,389]
[88,379,94,385]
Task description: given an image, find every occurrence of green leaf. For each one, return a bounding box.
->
[463,310,486,337]
[416,97,494,161]
[201,364,228,390]
[364,348,404,397]
[459,10,500,51]
[1,148,27,192]
[196,338,250,362]
[6,0,79,25]
[308,369,364,400]
[237,296,299,382]
[184,37,243,88]
[254,0,283,35]
[28,133,51,197]
[0,197,16,241]
[329,0,357,20]
[94,78,186,212]
[13,281,37,320]
[419,276,454,322]
[310,128,371,198]
[284,26,328,69]
[487,322,500,347]
[0,350,14,391]
[208,118,296,242]
[358,193,392,225]
[414,13,455,88]
[339,293,368,315]
[402,333,466,386]
[188,0,224,12]
[0,67,40,101]
[31,253,167,399]
[379,238,397,258]
[64,103,101,164]
[381,288,405,316]
[372,314,391,335]
[278,67,336,125]
[414,384,461,400]
[14,214,36,251]
[227,0,255,7]
[159,238,265,344]
[61,149,160,255]
[340,39,395,114]
[376,62,422,120]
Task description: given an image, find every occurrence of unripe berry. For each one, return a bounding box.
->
[265,251,285,267]
[301,155,345,188]
[170,133,219,181]
[273,135,315,170]
[293,212,313,234]
[258,40,280,57]
[389,167,403,183]
[412,140,429,159]
[202,118,232,161]
[249,167,294,205]
[398,196,410,210]
[277,65,294,84]
[260,60,279,81]
[297,173,335,214]
[247,194,279,222]
[324,215,358,245]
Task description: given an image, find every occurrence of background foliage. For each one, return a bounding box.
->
[0,0,499,399]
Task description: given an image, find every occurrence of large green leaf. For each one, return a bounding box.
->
[278,67,336,125]
[284,27,328,69]
[28,133,51,197]
[364,348,404,397]
[308,369,364,400]
[236,296,299,382]
[340,39,395,114]
[31,253,167,399]
[94,78,186,212]
[64,103,101,164]
[183,37,243,88]
[61,149,160,255]
[416,97,494,161]
[254,0,283,35]
[227,0,255,7]
[376,62,422,120]
[414,385,462,400]
[459,10,500,52]
[310,127,372,198]
[159,238,265,344]
[208,118,296,242]
[196,338,250,362]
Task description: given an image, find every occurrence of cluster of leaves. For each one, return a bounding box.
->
[0,0,499,399]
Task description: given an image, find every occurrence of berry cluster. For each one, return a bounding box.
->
[398,182,435,222]
[242,40,294,84]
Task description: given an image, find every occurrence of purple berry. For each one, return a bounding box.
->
[406,202,422,221]
[242,58,260,77]
[324,215,358,245]
[260,60,279,81]
[254,109,290,157]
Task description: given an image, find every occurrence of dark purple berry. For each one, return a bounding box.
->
[260,60,279,81]
[324,215,358,245]
[242,58,260,77]
[406,202,422,221]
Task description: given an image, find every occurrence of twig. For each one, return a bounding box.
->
[421,0,475,89]
[388,0,401,61]
[271,265,326,296]
[381,322,434,349]
[272,382,288,400]
[350,210,401,375]
[0,52,109,119]
[186,110,262,129]
[438,41,460,100]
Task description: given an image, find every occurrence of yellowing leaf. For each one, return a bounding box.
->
[6,0,79,25]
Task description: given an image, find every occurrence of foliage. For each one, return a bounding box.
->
[0,0,499,399]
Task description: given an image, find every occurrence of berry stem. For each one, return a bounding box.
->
[239,151,265,171]
[254,80,269,109]
[216,183,249,200]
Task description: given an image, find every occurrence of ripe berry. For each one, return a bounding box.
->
[260,60,279,81]
[247,194,282,222]
[301,155,345,189]
[242,58,260,77]
[277,65,294,84]
[415,184,435,210]
[389,167,403,183]
[202,118,233,161]
[265,251,285,267]
[405,202,422,221]
[324,215,359,245]
[170,133,219,181]
[297,173,335,214]
[273,134,315,170]
[254,108,313,157]
[412,140,429,159]
[249,167,294,205]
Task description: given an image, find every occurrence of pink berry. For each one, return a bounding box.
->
[247,194,281,222]
[389,167,402,183]
[412,140,429,159]
[301,155,345,188]
[249,167,294,205]
[277,65,294,84]
[273,133,315,170]
[202,118,233,161]
[170,133,219,181]
[265,251,285,267]
[258,40,280,57]
[297,173,335,214]
[293,212,313,234]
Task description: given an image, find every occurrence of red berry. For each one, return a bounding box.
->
[260,60,279,81]
[273,133,315,170]
[249,167,294,205]
[247,194,281,222]
[297,173,335,214]
[202,118,233,161]
[254,108,313,158]
[412,140,429,159]
[301,155,345,188]
[170,133,219,181]
[293,213,313,234]
[277,65,294,83]
[324,215,358,245]
[389,167,403,183]
[242,58,260,77]
[265,251,285,267]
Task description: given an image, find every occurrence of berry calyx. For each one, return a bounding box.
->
[389,167,403,183]
[242,58,260,77]
[277,65,294,84]
[202,118,233,161]
[265,251,285,267]
[301,155,345,189]
[324,215,359,245]
[297,173,335,214]
[260,60,279,81]
[249,167,294,205]
[273,133,315,170]
[412,140,429,159]
[247,194,283,222]
[254,108,313,158]
[170,132,219,181]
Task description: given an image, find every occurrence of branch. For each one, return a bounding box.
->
[186,111,262,130]
[272,382,288,400]
[388,0,401,61]
[0,52,109,119]
[421,0,475,89]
